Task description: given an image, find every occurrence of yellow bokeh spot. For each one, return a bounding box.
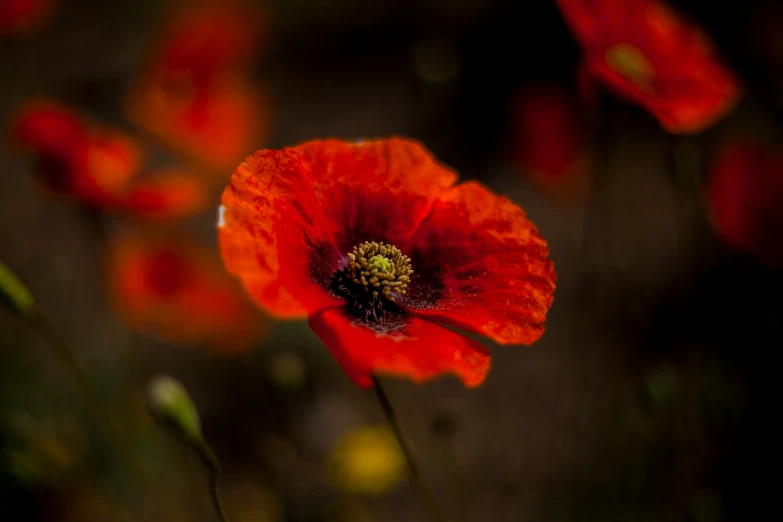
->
[326,425,406,496]
[605,43,655,88]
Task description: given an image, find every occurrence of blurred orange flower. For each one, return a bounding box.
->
[219,138,556,388]
[120,169,208,221]
[0,0,56,35]
[10,99,206,219]
[708,140,783,267]
[108,233,264,352]
[555,0,741,134]
[125,1,270,174]
[509,83,589,201]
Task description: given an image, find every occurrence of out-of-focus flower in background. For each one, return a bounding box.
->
[325,425,405,496]
[219,138,555,388]
[509,82,589,202]
[708,139,783,267]
[125,0,270,176]
[555,0,741,133]
[107,232,264,352]
[9,99,207,219]
[11,99,142,207]
[118,168,207,221]
[0,0,56,36]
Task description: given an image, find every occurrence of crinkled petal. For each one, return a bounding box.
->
[400,181,556,345]
[308,307,490,388]
[219,149,343,318]
[293,138,458,251]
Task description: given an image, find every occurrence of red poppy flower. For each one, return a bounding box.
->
[126,74,269,174]
[555,0,741,134]
[10,99,206,219]
[219,138,556,388]
[509,83,589,201]
[152,1,264,87]
[125,1,269,173]
[708,140,783,267]
[108,233,264,352]
[0,0,56,36]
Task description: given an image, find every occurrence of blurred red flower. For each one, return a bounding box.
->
[108,233,264,352]
[0,0,56,35]
[125,1,270,174]
[10,99,206,219]
[509,83,589,201]
[219,138,556,388]
[708,140,783,267]
[555,0,741,134]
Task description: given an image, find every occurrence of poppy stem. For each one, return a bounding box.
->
[187,437,230,522]
[372,376,449,522]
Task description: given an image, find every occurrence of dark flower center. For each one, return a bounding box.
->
[145,250,189,297]
[331,241,413,322]
[605,43,654,88]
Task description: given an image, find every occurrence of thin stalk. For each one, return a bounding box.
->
[372,377,448,522]
[188,438,230,522]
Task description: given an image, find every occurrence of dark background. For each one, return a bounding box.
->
[2,0,782,521]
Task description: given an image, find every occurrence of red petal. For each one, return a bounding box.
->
[152,1,264,87]
[84,128,144,198]
[556,0,741,134]
[119,170,207,220]
[708,141,783,267]
[510,83,589,202]
[108,233,264,351]
[10,100,107,202]
[126,74,269,173]
[293,138,458,251]
[554,0,599,43]
[308,307,490,388]
[0,0,56,36]
[11,100,145,207]
[400,181,556,345]
[11,100,86,159]
[219,149,343,318]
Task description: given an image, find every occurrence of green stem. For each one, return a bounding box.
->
[188,438,230,522]
[372,377,449,522]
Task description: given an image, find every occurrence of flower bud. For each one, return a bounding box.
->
[146,374,201,442]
